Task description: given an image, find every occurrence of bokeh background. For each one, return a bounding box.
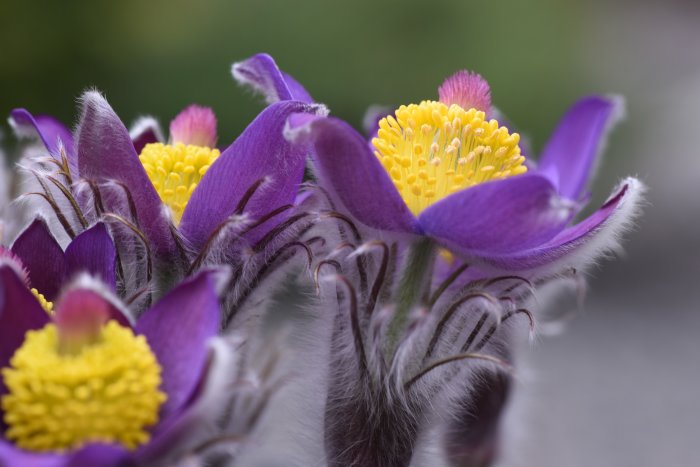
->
[1,0,698,465]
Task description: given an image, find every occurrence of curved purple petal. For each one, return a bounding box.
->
[281,71,314,104]
[11,218,66,301]
[537,95,623,201]
[135,338,234,465]
[307,117,419,233]
[129,116,164,154]
[0,264,51,398]
[64,223,116,289]
[180,101,324,249]
[482,178,643,271]
[76,91,174,257]
[0,440,63,467]
[0,430,129,467]
[135,271,219,420]
[9,109,75,164]
[232,53,313,104]
[419,174,573,256]
[64,444,130,467]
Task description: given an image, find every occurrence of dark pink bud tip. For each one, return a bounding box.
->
[169,104,218,147]
[438,70,492,113]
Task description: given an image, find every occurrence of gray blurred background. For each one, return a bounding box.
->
[1,0,698,465]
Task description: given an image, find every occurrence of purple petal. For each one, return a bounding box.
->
[64,444,130,467]
[135,338,233,465]
[232,53,313,104]
[0,264,51,398]
[11,218,66,301]
[0,438,129,467]
[9,109,75,163]
[129,116,164,154]
[76,91,175,257]
[180,101,324,248]
[136,271,219,420]
[280,71,314,104]
[65,223,116,290]
[306,117,420,233]
[419,174,573,256]
[482,178,643,271]
[537,95,624,201]
[0,440,63,467]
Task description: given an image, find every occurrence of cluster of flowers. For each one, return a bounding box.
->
[0,53,642,466]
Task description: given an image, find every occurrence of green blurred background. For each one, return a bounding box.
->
[1,0,592,155]
[2,0,699,465]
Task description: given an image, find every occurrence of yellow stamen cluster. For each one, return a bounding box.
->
[2,321,166,452]
[372,101,527,216]
[139,142,221,224]
[31,288,53,315]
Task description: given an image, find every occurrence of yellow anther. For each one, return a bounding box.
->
[372,100,526,215]
[31,288,53,315]
[139,142,220,224]
[1,321,166,453]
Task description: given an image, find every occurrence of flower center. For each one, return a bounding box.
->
[139,142,220,224]
[2,321,166,452]
[372,101,526,216]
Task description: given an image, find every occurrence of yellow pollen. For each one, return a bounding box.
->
[31,288,53,315]
[2,321,166,453]
[139,142,220,224]
[372,101,527,216]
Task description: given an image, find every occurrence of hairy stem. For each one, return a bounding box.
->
[386,237,436,356]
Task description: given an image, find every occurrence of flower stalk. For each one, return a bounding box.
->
[387,236,437,354]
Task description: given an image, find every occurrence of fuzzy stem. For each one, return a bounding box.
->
[386,237,436,355]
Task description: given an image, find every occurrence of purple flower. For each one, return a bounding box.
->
[0,260,223,466]
[9,62,325,267]
[290,71,643,274]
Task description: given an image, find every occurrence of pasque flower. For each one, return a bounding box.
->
[226,56,643,466]
[9,76,326,279]
[294,71,643,273]
[0,260,223,466]
[2,52,645,467]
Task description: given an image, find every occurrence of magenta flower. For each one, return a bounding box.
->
[288,71,643,273]
[0,260,222,466]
